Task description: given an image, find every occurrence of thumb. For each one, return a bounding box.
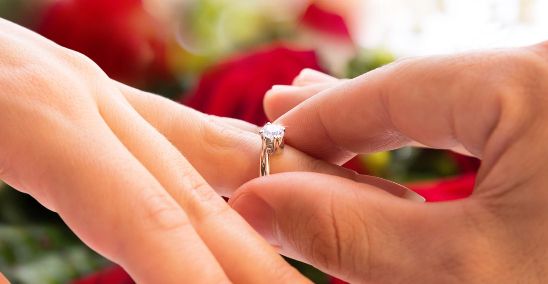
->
[230,172,471,283]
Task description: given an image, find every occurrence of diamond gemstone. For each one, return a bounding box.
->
[261,123,285,139]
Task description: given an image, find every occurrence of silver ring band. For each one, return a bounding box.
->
[259,123,285,176]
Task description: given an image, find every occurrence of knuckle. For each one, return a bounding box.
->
[14,63,94,120]
[303,191,373,280]
[384,56,422,76]
[177,163,233,227]
[177,160,227,214]
[194,199,233,228]
[201,115,243,149]
[297,195,349,273]
[303,158,327,174]
[297,212,337,269]
[178,158,211,195]
[113,191,193,264]
[140,192,191,233]
[60,48,112,91]
[486,49,545,94]
[183,170,214,201]
[307,229,340,271]
[63,48,103,74]
[487,50,547,128]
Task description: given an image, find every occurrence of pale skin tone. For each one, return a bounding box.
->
[1,16,547,283]
[0,18,420,283]
[231,43,548,283]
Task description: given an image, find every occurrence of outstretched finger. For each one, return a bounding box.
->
[98,90,308,283]
[0,105,228,283]
[114,84,350,192]
[275,46,544,169]
[117,83,422,200]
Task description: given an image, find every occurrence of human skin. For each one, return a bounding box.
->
[0,272,7,284]
[0,18,422,283]
[231,43,548,283]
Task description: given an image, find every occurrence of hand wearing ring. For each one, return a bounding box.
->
[259,122,285,176]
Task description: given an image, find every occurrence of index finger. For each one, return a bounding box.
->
[116,83,424,201]
[116,83,362,194]
[276,45,545,164]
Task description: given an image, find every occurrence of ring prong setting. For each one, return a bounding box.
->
[259,122,285,176]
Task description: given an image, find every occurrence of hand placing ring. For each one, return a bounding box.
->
[259,122,285,176]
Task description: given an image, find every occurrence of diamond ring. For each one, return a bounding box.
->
[259,122,285,176]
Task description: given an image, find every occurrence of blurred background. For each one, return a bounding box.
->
[0,0,546,283]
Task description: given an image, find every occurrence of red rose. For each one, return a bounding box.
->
[184,45,370,173]
[36,0,171,87]
[300,3,353,42]
[184,45,323,126]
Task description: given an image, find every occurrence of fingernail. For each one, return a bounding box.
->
[266,85,299,97]
[270,85,298,91]
[296,68,334,83]
[354,175,426,203]
[299,68,322,78]
[403,190,426,203]
[230,193,279,246]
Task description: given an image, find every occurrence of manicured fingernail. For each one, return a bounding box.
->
[230,193,279,246]
[271,85,298,91]
[299,68,323,78]
[266,85,300,96]
[354,175,426,203]
[297,68,335,82]
[403,190,426,202]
